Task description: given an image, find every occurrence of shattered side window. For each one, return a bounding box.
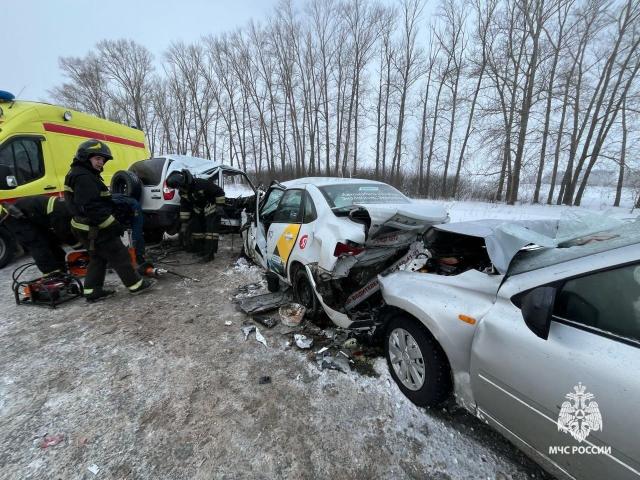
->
[260,188,284,220]
[273,189,303,223]
[554,263,640,344]
[319,183,409,209]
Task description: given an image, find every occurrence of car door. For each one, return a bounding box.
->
[129,157,166,210]
[246,185,284,269]
[265,189,304,279]
[287,189,320,269]
[470,260,640,480]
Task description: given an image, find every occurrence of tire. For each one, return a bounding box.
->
[266,272,280,292]
[385,313,452,407]
[0,227,16,269]
[292,267,321,319]
[111,170,142,200]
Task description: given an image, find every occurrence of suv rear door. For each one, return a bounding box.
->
[129,157,167,211]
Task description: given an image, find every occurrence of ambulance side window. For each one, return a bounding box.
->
[0,137,45,185]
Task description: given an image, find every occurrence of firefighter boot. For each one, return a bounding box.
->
[85,287,116,303]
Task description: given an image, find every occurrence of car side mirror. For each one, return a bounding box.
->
[520,286,556,340]
[0,165,17,190]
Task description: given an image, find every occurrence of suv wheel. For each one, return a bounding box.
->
[0,228,16,269]
[385,313,452,407]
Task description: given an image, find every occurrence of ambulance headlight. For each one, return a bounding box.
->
[63,111,72,121]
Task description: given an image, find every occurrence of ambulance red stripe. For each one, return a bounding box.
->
[42,123,146,149]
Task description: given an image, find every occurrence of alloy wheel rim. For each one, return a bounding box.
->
[388,328,426,391]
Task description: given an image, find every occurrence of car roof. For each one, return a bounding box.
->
[281,177,389,188]
[163,154,243,175]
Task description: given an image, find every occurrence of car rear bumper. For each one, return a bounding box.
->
[142,204,180,232]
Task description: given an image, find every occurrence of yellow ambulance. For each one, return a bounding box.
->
[0,91,150,267]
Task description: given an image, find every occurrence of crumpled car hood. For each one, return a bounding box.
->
[434,214,625,274]
[353,202,449,240]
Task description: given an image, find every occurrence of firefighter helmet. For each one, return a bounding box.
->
[166,169,193,189]
[75,139,113,163]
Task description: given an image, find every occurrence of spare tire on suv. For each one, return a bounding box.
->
[111,170,143,200]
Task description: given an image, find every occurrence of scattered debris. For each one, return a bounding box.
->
[279,303,305,327]
[255,328,268,347]
[241,325,256,340]
[317,346,329,354]
[237,290,291,315]
[39,434,64,449]
[294,334,313,349]
[316,351,351,373]
[252,313,278,329]
[224,321,233,326]
[258,376,271,385]
[88,464,100,475]
[148,341,154,346]
[233,282,264,299]
[343,338,358,349]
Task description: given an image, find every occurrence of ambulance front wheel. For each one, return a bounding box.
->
[0,227,16,269]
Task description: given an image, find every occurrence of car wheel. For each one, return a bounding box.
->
[293,267,321,319]
[385,314,452,407]
[0,227,16,269]
[111,170,143,200]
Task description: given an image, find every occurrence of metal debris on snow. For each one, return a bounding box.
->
[255,327,268,347]
[252,313,278,328]
[224,321,233,326]
[88,464,100,475]
[294,334,313,349]
[241,325,256,340]
[237,290,292,315]
[316,351,351,373]
[258,375,271,385]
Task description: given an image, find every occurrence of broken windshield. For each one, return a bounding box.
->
[319,183,410,209]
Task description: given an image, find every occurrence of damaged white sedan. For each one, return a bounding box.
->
[240,178,448,327]
[378,218,640,480]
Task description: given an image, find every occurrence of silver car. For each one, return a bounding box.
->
[378,219,640,480]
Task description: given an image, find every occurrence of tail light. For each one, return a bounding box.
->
[333,241,364,257]
[163,181,175,200]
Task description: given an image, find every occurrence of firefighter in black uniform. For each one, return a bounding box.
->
[0,196,80,276]
[64,139,155,302]
[165,169,226,261]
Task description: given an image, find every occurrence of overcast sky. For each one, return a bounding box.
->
[4,0,278,102]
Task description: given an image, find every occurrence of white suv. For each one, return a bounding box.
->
[111,154,256,241]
